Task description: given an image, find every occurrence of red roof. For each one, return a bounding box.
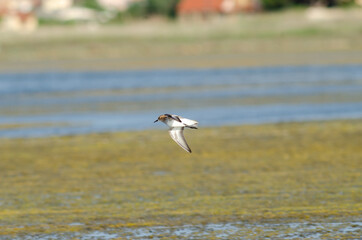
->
[177,0,225,15]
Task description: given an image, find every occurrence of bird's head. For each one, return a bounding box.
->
[154,114,167,123]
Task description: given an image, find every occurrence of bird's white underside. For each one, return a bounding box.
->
[161,115,198,153]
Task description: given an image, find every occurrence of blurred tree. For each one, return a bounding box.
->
[322,0,355,6]
[127,1,148,18]
[77,0,104,10]
[262,0,291,10]
[261,0,355,10]
[146,0,180,18]
[122,0,180,19]
[79,0,356,21]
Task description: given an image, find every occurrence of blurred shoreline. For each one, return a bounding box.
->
[1,64,362,138]
[1,8,362,73]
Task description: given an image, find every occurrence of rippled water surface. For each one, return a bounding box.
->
[1,65,362,138]
[8,221,362,239]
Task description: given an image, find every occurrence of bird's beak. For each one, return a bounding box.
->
[154,119,158,123]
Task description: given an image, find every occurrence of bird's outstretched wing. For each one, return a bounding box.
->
[168,127,192,153]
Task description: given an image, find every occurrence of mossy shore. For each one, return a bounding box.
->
[0,120,361,238]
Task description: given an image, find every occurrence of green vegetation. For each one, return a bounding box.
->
[78,0,356,16]
[128,0,180,19]
[76,0,180,19]
[262,0,291,10]
[77,0,104,11]
[146,0,180,18]
[0,120,361,237]
[260,0,355,10]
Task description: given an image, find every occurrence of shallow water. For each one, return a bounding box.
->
[1,65,361,138]
[7,221,361,239]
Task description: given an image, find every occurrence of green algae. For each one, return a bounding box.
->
[0,120,361,237]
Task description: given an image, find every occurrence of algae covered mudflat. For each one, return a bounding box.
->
[0,120,361,239]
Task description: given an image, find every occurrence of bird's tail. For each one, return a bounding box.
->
[183,118,198,129]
